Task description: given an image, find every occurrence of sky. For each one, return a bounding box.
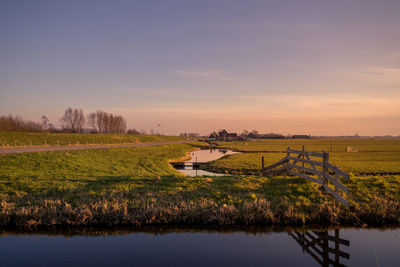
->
[1,0,400,136]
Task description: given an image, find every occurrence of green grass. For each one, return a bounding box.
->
[205,138,400,175]
[0,141,399,227]
[0,144,194,199]
[0,132,185,147]
[216,138,400,152]
[203,151,400,175]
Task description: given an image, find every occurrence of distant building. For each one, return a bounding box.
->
[292,135,311,139]
[247,133,286,139]
[247,132,256,139]
[208,129,240,141]
[208,132,218,141]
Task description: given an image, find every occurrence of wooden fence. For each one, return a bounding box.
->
[262,147,350,207]
[289,229,350,267]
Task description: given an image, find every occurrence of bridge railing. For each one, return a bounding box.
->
[262,147,350,207]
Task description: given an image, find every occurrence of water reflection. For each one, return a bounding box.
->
[173,148,238,176]
[290,229,350,267]
[186,148,237,163]
[0,226,399,267]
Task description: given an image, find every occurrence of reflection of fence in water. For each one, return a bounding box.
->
[289,229,350,267]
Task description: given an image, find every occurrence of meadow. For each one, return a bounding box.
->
[0,139,399,228]
[203,151,400,175]
[205,138,400,175]
[0,132,184,147]
[215,138,400,152]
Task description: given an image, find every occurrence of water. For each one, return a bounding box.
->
[176,168,226,177]
[1,227,399,266]
[185,149,238,162]
[174,148,238,176]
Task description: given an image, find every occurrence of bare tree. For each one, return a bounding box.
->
[41,115,55,132]
[240,130,249,139]
[60,108,85,133]
[87,112,98,133]
[87,110,127,134]
[0,115,42,132]
[111,115,127,133]
[127,128,140,134]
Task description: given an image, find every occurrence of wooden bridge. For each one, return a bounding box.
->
[170,162,206,168]
[262,147,350,207]
[289,229,350,267]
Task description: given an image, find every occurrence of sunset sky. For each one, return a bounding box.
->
[1,0,400,135]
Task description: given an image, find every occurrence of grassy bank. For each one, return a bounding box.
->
[0,142,399,228]
[0,132,185,147]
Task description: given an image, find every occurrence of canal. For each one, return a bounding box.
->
[1,227,399,266]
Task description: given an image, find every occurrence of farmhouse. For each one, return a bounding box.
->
[208,132,218,141]
[208,129,240,141]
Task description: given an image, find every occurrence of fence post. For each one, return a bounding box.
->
[335,229,340,265]
[302,145,305,173]
[335,172,339,207]
[261,156,264,174]
[285,147,290,175]
[322,151,329,194]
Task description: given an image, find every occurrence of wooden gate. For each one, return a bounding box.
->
[262,147,350,207]
[289,229,350,266]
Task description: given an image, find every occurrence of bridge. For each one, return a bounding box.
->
[170,162,206,168]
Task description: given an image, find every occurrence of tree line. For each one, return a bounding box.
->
[0,108,129,134]
[0,115,44,132]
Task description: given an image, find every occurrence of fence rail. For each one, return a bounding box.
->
[262,146,350,207]
[289,229,350,267]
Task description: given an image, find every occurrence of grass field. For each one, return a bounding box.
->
[0,132,185,147]
[205,138,400,175]
[0,139,399,228]
[0,144,192,199]
[203,151,400,175]
[215,138,400,152]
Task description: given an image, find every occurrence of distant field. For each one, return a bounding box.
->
[215,138,400,152]
[204,138,400,175]
[0,132,185,147]
[203,152,400,175]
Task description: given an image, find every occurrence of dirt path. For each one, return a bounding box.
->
[0,140,196,154]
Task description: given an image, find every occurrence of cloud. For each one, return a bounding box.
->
[175,69,237,81]
[328,99,364,106]
[355,67,400,85]
[385,53,400,59]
